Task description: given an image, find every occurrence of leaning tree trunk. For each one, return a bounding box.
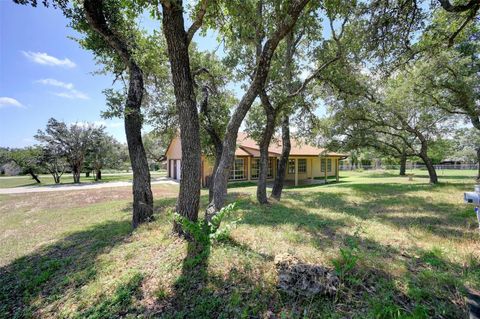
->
[271,115,291,200]
[124,91,154,228]
[199,84,224,202]
[207,0,310,218]
[419,151,438,184]
[83,0,153,229]
[257,93,277,204]
[209,145,223,202]
[414,131,438,184]
[399,152,407,176]
[29,169,41,184]
[270,31,294,201]
[162,2,202,235]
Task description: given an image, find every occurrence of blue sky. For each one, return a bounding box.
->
[0,1,230,148]
[0,1,128,147]
[0,1,327,148]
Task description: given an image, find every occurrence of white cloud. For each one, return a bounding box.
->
[36,78,74,90]
[53,90,89,100]
[0,97,24,109]
[22,51,76,68]
[36,78,89,100]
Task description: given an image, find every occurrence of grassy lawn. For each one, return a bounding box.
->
[0,171,167,188]
[0,170,479,318]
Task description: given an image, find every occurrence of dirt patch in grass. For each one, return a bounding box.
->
[0,184,178,212]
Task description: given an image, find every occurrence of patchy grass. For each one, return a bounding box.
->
[0,171,166,188]
[0,170,479,318]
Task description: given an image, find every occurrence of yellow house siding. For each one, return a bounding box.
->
[201,156,214,187]
[282,156,338,181]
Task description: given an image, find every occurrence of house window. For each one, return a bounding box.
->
[251,159,259,179]
[288,159,295,174]
[288,159,306,174]
[251,158,273,179]
[327,158,332,172]
[298,159,307,173]
[269,159,274,178]
[321,158,326,172]
[229,158,245,180]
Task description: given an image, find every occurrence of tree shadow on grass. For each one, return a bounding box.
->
[0,220,133,318]
[74,272,145,318]
[282,180,348,190]
[237,195,348,246]
[161,240,212,318]
[158,236,279,318]
[158,228,477,318]
[294,186,479,241]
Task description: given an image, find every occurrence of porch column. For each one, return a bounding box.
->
[295,158,298,186]
[324,157,328,184]
[336,158,339,182]
[247,156,251,181]
[311,158,314,180]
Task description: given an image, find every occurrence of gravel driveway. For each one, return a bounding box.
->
[0,177,178,194]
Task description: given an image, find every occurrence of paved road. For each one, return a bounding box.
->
[0,177,178,195]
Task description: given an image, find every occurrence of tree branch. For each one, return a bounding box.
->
[448,3,479,47]
[438,0,480,12]
[187,0,209,45]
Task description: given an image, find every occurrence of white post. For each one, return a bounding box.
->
[324,157,328,184]
[311,158,314,180]
[295,158,298,186]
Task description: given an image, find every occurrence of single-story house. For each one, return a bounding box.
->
[165,132,348,187]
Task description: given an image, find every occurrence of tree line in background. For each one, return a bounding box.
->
[14,0,479,237]
[0,118,130,184]
[338,128,480,171]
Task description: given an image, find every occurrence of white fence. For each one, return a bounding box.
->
[339,163,479,171]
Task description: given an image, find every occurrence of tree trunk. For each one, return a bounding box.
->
[257,92,277,204]
[207,0,310,218]
[419,151,438,184]
[72,166,81,184]
[271,115,291,200]
[29,169,41,183]
[199,84,224,202]
[96,169,102,181]
[270,31,294,201]
[399,152,407,176]
[83,0,154,229]
[162,2,202,235]
[209,145,223,202]
[124,64,154,228]
[86,171,90,178]
[50,170,61,184]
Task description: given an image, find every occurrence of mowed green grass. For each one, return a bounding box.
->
[0,171,167,188]
[0,170,479,318]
